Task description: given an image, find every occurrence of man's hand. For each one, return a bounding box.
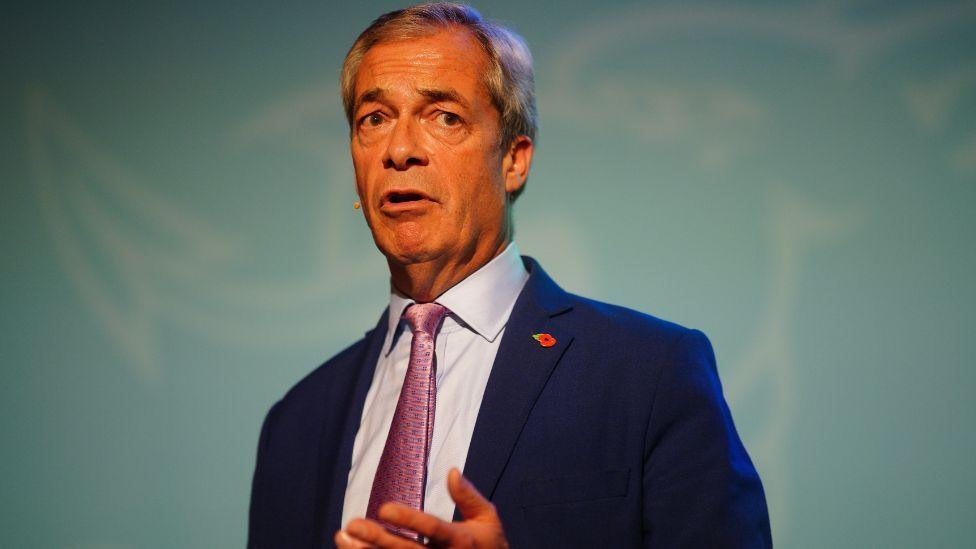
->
[335,468,509,549]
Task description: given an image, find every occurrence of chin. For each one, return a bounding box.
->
[377,227,441,265]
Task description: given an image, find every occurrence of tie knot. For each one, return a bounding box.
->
[403,302,449,337]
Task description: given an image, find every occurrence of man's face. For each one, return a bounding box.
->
[349,28,522,267]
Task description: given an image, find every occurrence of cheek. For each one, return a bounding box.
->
[469,152,507,202]
[352,142,378,176]
[450,168,506,230]
[352,161,378,201]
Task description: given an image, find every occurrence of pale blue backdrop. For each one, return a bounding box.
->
[2,1,974,547]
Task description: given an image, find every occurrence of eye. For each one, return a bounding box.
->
[359,112,386,128]
[436,111,463,127]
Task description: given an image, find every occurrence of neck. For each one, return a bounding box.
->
[389,235,511,303]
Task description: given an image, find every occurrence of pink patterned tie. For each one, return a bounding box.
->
[366,302,449,540]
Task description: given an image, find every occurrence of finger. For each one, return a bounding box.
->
[379,503,455,542]
[335,529,374,549]
[345,518,422,549]
[447,468,497,521]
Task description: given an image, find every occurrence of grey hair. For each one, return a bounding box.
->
[340,2,537,150]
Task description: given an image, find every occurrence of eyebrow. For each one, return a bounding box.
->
[418,88,468,108]
[353,86,469,115]
[355,87,386,113]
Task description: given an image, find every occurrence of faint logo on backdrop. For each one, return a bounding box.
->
[542,0,974,536]
[546,0,976,172]
[26,87,384,383]
[903,63,976,174]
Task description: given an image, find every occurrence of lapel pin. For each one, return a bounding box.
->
[532,333,556,347]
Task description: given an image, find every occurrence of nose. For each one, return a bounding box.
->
[382,117,428,170]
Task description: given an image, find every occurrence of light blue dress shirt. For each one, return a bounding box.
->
[341,242,530,526]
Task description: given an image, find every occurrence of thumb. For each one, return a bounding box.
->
[447,468,496,521]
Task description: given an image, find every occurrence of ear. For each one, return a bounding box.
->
[501,135,534,195]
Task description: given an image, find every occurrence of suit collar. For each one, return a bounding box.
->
[516,255,574,317]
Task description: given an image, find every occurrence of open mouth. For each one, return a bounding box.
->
[387,191,427,203]
[381,189,435,210]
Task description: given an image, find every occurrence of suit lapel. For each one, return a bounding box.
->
[456,257,574,518]
[320,310,389,539]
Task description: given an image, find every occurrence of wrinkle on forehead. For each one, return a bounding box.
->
[354,29,489,101]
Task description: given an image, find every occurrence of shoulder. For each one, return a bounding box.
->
[562,291,703,352]
[554,292,720,396]
[520,256,694,358]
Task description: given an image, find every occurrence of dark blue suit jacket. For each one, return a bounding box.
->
[248,257,772,548]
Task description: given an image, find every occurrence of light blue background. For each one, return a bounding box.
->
[2,1,974,547]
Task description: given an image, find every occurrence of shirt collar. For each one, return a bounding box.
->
[382,242,529,355]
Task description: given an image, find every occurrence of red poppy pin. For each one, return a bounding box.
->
[532,333,557,347]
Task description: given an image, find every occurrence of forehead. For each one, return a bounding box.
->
[355,28,491,102]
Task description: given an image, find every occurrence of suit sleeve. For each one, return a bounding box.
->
[247,400,282,549]
[642,329,772,548]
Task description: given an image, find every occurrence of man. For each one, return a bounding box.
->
[248,3,772,548]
